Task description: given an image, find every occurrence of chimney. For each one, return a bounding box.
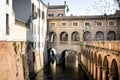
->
[48,3,49,6]
[64,1,66,6]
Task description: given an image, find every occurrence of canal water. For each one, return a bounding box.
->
[31,64,90,80]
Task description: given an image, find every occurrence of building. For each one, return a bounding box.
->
[0,0,47,80]
[47,2,120,80]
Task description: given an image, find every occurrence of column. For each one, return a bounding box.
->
[97,66,101,80]
[93,63,97,80]
[109,76,113,80]
[88,60,90,72]
[90,62,93,75]
[102,70,107,80]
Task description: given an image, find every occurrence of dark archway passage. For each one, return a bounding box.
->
[110,59,119,80]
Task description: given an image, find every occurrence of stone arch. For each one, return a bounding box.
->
[59,49,78,66]
[47,48,57,64]
[103,56,109,80]
[49,31,57,41]
[83,31,92,41]
[107,31,116,40]
[110,59,119,80]
[60,31,68,41]
[71,31,80,41]
[95,31,104,41]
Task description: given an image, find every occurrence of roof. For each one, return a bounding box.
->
[47,15,120,20]
[48,5,66,9]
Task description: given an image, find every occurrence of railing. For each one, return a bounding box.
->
[48,41,80,45]
[81,41,120,52]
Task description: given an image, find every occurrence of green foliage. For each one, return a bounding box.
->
[13,42,19,54]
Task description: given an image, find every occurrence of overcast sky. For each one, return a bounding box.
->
[43,0,119,16]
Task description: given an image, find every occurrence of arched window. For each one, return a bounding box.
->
[107,31,116,40]
[49,32,57,41]
[60,32,68,41]
[83,31,91,41]
[95,31,104,41]
[71,32,80,41]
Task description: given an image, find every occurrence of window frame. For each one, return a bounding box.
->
[72,21,79,27]
[84,21,91,27]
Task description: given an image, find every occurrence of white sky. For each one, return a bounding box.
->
[43,0,119,16]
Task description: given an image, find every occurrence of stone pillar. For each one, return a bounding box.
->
[57,36,60,44]
[68,33,71,45]
[97,66,101,80]
[90,61,93,75]
[102,70,108,80]
[93,63,97,80]
[109,76,113,80]
[88,60,90,72]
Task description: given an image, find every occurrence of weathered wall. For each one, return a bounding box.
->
[0,41,33,80]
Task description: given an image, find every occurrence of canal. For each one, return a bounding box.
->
[31,63,91,80]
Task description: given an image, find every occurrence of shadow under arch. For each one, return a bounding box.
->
[59,49,78,66]
[110,59,119,80]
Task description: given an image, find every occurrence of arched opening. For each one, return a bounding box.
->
[83,31,92,41]
[110,59,119,80]
[97,54,102,80]
[59,49,78,67]
[107,31,116,40]
[95,31,104,41]
[71,31,80,41]
[47,48,57,64]
[60,32,68,41]
[49,32,57,42]
[103,56,109,80]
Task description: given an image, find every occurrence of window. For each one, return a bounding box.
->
[42,11,44,19]
[38,8,41,18]
[62,22,66,26]
[6,14,9,35]
[84,22,91,26]
[50,23,55,27]
[32,3,36,13]
[48,14,54,17]
[6,0,9,5]
[97,22,102,26]
[73,22,78,26]
[32,3,37,19]
[109,21,114,26]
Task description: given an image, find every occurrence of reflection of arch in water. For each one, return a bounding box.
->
[71,31,80,41]
[110,59,119,80]
[107,31,116,40]
[49,31,57,41]
[48,48,57,64]
[95,31,104,41]
[60,31,68,41]
[83,31,91,41]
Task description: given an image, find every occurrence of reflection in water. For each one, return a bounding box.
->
[32,64,90,80]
